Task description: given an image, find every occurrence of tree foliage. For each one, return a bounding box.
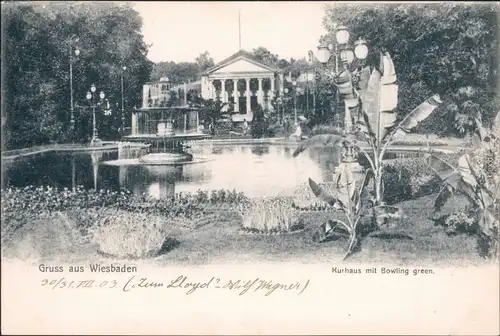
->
[150,51,215,83]
[322,3,499,136]
[2,2,153,149]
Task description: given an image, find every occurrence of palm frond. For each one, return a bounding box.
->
[308,178,344,208]
[434,184,454,213]
[389,94,442,140]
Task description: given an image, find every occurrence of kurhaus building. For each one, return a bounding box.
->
[141,50,286,123]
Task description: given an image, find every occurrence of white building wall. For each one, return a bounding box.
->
[201,76,210,100]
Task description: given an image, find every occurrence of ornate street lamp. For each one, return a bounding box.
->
[284,87,290,122]
[308,25,369,166]
[86,84,105,146]
[354,39,369,60]
[121,66,127,136]
[296,86,303,117]
[276,95,283,124]
[69,35,80,135]
[306,71,316,117]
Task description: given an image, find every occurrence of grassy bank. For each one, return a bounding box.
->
[1,191,488,267]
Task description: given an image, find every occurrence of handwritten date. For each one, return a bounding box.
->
[41,278,118,289]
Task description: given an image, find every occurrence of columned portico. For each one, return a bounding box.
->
[270,78,275,101]
[257,78,264,107]
[233,80,239,112]
[245,78,251,114]
[220,79,226,103]
[201,50,283,122]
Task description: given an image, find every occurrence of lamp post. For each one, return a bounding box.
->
[121,66,127,136]
[306,71,316,117]
[276,95,283,124]
[334,114,341,133]
[284,87,290,122]
[86,84,105,146]
[69,35,80,134]
[296,86,303,120]
[310,25,368,123]
[292,79,298,123]
[309,25,368,166]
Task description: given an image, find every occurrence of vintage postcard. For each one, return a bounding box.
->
[1,1,499,335]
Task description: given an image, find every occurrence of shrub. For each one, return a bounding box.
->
[238,197,301,233]
[94,211,179,259]
[442,211,479,235]
[381,158,441,204]
[1,186,249,220]
[267,122,283,137]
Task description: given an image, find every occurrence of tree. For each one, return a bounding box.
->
[321,3,499,136]
[150,61,199,83]
[2,2,153,148]
[195,51,215,72]
[150,51,215,84]
[250,47,280,67]
[250,104,269,139]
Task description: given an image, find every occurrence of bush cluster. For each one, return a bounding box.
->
[381,158,441,204]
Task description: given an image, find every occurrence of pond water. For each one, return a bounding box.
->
[1,144,420,199]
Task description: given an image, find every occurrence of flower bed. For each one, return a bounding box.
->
[1,186,249,221]
[238,197,304,234]
[94,211,180,259]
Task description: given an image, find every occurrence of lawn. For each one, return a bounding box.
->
[1,193,489,267]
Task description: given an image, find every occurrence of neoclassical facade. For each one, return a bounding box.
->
[138,50,285,124]
[200,50,284,122]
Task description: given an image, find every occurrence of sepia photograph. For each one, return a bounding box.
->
[1,1,499,335]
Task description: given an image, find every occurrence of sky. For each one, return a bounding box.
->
[133,1,330,64]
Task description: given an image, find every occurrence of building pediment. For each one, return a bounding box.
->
[204,50,278,76]
[211,57,274,74]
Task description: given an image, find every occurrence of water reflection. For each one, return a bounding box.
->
[251,146,269,156]
[4,150,117,191]
[308,147,342,182]
[90,152,103,190]
[3,144,345,198]
[119,165,183,198]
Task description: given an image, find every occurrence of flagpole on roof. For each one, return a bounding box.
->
[238,9,242,50]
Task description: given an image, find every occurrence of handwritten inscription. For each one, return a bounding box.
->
[40,275,310,296]
[166,275,309,296]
